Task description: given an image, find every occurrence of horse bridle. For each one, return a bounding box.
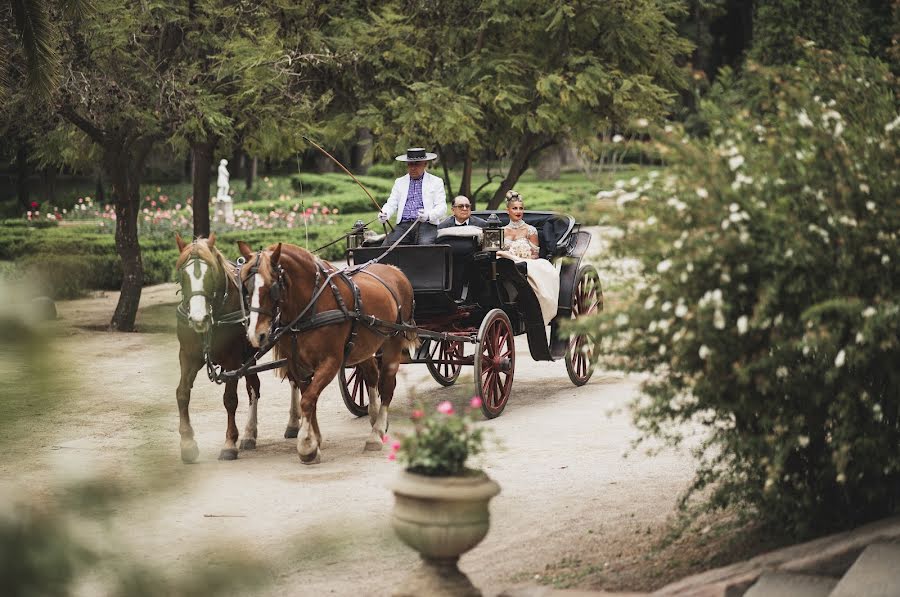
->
[239,250,290,341]
[176,242,229,324]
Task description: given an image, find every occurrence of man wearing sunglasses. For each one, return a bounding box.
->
[438,195,487,229]
[379,148,447,245]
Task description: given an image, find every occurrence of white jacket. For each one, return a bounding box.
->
[383,172,447,225]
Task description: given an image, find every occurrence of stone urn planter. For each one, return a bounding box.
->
[391,470,501,597]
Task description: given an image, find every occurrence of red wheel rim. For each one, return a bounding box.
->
[479,315,514,417]
[567,269,602,384]
[427,339,463,385]
[340,365,370,417]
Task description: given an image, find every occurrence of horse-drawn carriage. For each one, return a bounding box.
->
[339,209,603,419]
[174,208,601,463]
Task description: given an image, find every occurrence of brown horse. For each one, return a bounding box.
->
[175,234,300,462]
[237,241,417,464]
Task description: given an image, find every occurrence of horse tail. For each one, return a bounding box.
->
[272,344,291,380]
[401,319,420,352]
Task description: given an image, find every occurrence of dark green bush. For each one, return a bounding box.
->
[290,174,338,195]
[365,163,402,179]
[590,48,899,537]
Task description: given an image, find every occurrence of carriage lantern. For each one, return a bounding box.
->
[482,213,504,252]
[347,219,367,250]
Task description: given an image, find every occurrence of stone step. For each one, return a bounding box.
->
[742,571,837,597]
[829,542,900,597]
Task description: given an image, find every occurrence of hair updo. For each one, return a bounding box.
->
[505,189,522,203]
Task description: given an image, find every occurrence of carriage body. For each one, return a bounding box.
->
[342,210,602,418]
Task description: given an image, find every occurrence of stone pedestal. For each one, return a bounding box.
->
[214,198,233,224]
[393,557,481,597]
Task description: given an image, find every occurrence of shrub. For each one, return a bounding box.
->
[365,163,402,179]
[590,47,899,537]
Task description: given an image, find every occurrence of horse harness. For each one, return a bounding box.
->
[240,251,412,379]
[176,242,253,382]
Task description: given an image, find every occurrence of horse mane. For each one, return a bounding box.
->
[176,237,217,269]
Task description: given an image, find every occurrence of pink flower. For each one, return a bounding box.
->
[391,441,401,451]
[437,401,454,415]
[411,409,424,420]
[387,453,396,461]
[470,396,482,408]
[382,434,390,445]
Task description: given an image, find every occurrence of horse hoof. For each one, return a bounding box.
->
[284,426,299,439]
[364,440,383,452]
[239,438,257,450]
[298,449,321,465]
[181,442,200,464]
[218,448,238,461]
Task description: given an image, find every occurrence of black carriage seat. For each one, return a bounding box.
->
[469,210,576,260]
[435,225,484,301]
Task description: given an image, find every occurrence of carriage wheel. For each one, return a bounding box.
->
[339,362,371,418]
[425,338,464,386]
[565,265,603,386]
[475,309,515,419]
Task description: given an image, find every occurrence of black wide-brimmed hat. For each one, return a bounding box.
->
[395,147,438,162]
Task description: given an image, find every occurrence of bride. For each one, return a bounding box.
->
[498,190,560,325]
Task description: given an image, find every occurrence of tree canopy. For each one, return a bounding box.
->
[329,0,692,207]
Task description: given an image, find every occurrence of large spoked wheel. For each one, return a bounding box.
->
[425,338,464,386]
[565,264,603,386]
[475,309,515,419]
[339,362,372,418]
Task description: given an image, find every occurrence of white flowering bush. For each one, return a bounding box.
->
[590,48,899,536]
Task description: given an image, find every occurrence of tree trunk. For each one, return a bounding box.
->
[191,137,216,238]
[104,140,152,332]
[16,142,29,212]
[95,170,105,204]
[231,147,242,179]
[534,145,561,180]
[458,153,473,206]
[351,128,372,174]
[44,167,57,205]
[245,154,256,190]
[487,133,543,210]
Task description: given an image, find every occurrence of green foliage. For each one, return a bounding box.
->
[591,47,899,536]
[751,0,864,65]
[0,281,273,596]
[365,163,402,179]
[392,399,487,477]
[329,0,691,207]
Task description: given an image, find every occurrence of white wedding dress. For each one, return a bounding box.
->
[497,224,560,325]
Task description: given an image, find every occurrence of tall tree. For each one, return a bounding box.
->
[332,0,691,209]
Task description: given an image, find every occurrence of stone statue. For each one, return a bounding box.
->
[216,159,230,200]
[214,159,234,224]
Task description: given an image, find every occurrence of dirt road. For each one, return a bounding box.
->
[0,234,699,596]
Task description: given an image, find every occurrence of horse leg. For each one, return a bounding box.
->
[360,358,382,427]
[362,357,387,451]
[176,347,203,463]
[284,380,303,439]
[219,379,240,460]
[296,361,340,465]
[366,342,402,451]
[239,373,261,450]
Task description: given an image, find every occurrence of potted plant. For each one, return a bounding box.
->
[387,397,500,597]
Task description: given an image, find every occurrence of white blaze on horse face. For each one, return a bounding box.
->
[247,272,264,347]
[188,261,210,327]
